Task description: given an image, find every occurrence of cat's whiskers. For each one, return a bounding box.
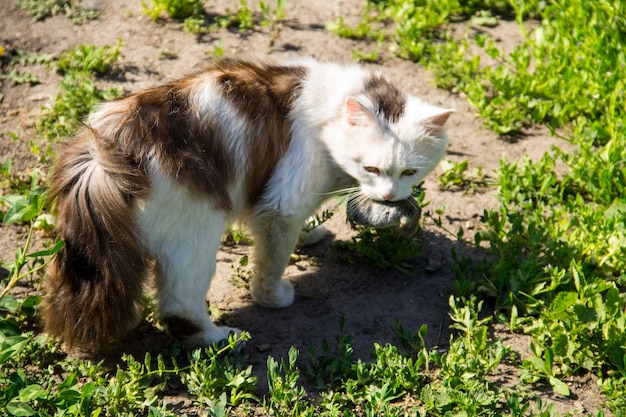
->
[347,190,372,212]
[311,186,361,198]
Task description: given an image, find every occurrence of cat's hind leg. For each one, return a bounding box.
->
[154,249,242,349]
[138,183,240,348]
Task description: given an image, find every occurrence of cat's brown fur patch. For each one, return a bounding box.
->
[213,59,306,207]
[364,74,406,122]
[95,60,306,209]
[103,77,235,210]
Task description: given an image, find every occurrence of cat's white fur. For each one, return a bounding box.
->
[43,58,451,351]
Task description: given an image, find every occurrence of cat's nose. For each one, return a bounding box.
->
[383,192,395,201]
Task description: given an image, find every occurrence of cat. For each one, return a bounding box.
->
[42,57,452,351]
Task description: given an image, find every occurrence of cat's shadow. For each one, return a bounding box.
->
[234,227,479,392]
[73,228,476,396]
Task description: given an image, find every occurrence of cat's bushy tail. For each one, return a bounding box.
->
[43,126,149,351]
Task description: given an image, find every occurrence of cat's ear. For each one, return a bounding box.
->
[346,97,378,127]
[421,109,453,135]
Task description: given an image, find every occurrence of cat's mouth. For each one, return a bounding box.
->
[346,191,421,231]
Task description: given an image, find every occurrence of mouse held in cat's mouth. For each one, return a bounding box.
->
[346,192,421,231]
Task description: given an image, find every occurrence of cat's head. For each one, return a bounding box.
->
[327,80,452,203]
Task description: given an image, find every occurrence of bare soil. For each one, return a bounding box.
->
[0,0,608,414]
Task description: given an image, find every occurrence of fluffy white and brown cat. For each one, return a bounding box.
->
[43,58,451,351]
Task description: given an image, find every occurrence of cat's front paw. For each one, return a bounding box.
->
[250,277,294,308]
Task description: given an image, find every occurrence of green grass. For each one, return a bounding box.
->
[143,0,287,36]
[32,41,123,162]
[2,0,626,415]
[0,49,54,86]
[438,159,490,193]
[1,41,121,171]
[143,0,204,20]
[18,0,99,24]
[332,226,423,274]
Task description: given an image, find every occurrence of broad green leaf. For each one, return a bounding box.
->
[0,294,20,312]
[549,376,571,397]
[18,384,47,402]
[2,200,33,224]
[57,388,82,402]
[0,194,24,206]
[19,295,41,312]
[6,400,35,416]
[0,335,29,364]
[523,356,547,374]
[0,318,21,337]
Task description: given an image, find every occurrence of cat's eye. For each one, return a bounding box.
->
[364,166,380,175]
[401,169,417,177]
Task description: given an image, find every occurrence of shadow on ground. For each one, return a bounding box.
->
[89,225,480,396]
